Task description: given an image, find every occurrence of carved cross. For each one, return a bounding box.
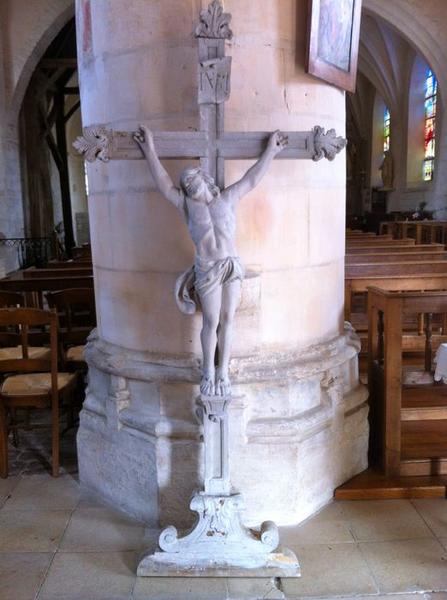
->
[74,0,346,188]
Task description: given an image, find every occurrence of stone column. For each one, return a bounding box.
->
[76,0,368,527]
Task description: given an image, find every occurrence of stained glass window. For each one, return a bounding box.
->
[383,107,390,153]
[423,69,437,181]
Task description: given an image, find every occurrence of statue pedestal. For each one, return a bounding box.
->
[137,394,300,577]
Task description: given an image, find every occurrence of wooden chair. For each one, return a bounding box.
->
[0,291,24,308]
[368,287,447,477]
[46,288,96,370]
[0,308,77,478]
[71,245,91,261]
[0,291,50,358]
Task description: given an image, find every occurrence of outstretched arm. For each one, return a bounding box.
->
[224,130,288,204]
[133,125,183,209]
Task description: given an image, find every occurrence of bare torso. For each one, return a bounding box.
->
[133,124,288,395]
[183,192,237,262]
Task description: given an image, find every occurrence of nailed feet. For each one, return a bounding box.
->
[200,372,232,397]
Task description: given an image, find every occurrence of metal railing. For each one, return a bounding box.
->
[0,237,54,269]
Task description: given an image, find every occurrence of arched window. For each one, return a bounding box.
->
[423,69,437,181]
[383,107,390,152]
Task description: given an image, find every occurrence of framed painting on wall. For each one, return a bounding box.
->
[306,0,362,93]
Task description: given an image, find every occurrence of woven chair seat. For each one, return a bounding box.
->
[0,346,51,361]
[1,372,76,396]
[66,345,85,362]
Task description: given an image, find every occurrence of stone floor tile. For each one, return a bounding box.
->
[340,499,434,542]
[132,577,227,600]
[37,551,137,600]
[3,474,80,511]
[412,499,447,539]
[304,500,349,522]
[59,506,152,552]
[77,491,110,509]
[280,518,355,548]
[360,538,447,593]
[0,510,72,552]
[0,552,53,600]
[226,577,285,599]
[280,543,378,597]
[336,498,412,517]
[0,476,19,508]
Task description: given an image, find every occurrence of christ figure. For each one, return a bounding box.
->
[134,125,288,397]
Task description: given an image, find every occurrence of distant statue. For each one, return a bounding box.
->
[134,124,288,397]
[52,221,66,261]
[380,150,394,190]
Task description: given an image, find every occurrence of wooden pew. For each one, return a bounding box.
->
[347,238,416,247]
[346,251,447,264]
[420,222,447,245]
[347,233,392,240]
[335,287,447,500]
[367,287,447,477]
[346,232,380,237]
[345,272,447,322]
[0,273,94,308]
[47,261,93,268]
[72,245,92,261]
[346,261,447,278]
[379,222,395,236]
[380,220,447,245]
[347,244,444,255]
[23,268,92,278]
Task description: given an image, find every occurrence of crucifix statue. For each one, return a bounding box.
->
[74,0,345,398]
[74,0,345,576]
[133,125,287,396]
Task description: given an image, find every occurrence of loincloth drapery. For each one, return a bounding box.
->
[175,256,245,315]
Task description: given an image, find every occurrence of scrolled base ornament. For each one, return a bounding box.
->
[137,492,300,576]
[312,125,347,161]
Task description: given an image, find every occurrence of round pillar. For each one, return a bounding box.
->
[76,0,368,527]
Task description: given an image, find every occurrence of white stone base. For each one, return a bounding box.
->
[137,492,300,577]
[77,324,368,528]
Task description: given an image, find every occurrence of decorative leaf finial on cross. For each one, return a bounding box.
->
[312,126,346,162]
[73,125,112,162]
[195,0,233,39]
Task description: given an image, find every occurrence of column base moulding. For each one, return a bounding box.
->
[77,324,368,527]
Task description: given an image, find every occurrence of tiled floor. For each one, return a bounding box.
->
[0,473,446,599]
[6,410,78,477]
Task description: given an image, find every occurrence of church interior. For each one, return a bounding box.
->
[0,0,446,598]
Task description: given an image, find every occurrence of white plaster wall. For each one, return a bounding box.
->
[3,0,74,104]
[78,0,346,359]
[0,8,8,230]
[0,0,74,264]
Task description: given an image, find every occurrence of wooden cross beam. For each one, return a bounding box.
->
[74,0,346,189]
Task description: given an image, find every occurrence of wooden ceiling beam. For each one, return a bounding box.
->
[64,100,81,123]
[40,58,77,69]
